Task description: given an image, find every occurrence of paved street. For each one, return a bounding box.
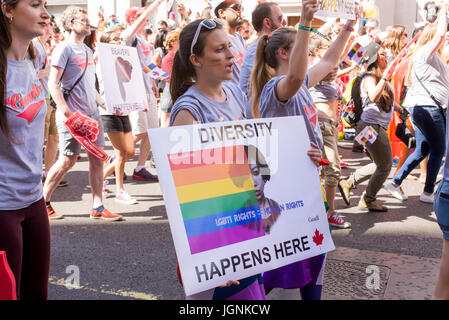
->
[47,140,445,300]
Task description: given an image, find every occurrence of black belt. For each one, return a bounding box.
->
[318,118,339,127]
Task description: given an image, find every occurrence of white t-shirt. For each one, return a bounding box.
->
[404,42,449,108]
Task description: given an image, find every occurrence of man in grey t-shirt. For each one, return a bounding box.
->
[239,2,285,98]
[44,6,122,221]
[214,1,247,87]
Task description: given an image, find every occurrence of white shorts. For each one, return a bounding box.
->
[129,93,159,135]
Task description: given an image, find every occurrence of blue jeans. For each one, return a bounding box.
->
[392,106,446,194]
[435,179,449,241]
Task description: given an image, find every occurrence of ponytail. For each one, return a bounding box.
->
[170,50,195,103]
[250,35,274,118]
[249,28,296,119]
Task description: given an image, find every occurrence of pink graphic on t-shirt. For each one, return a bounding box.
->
[304,103,318,128]
[5,82,45,125]
[232,52,245,68]
[140,44,151,57]
[73,56,95,69]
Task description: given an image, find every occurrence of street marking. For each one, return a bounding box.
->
[49,277,159,300]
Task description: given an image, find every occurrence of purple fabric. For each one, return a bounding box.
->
[263,254,326,290]
[226,280,266,300]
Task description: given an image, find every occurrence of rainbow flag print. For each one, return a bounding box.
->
[169,145,265,255]
[346,42,367,64]
[143,63,170,81]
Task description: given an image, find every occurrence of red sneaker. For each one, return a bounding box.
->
[46,204,64,220]
[90,208,123,221]
[328,212,351,229]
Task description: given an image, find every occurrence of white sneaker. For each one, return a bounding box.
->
[103,180,110,195]
[115,190,137,205]
[384,182,408,201]
[419,192,434,204]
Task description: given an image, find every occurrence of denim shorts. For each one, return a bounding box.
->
[56,110,105,157]
[434,179,449,241]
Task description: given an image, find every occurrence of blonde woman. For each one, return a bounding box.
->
[385,4,448,204]
[383,24,408,62]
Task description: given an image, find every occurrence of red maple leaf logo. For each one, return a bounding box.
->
[312,229,324,246]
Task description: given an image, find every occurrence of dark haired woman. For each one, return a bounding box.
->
[250,0,356,300]
[0,0,51,299]
[169,18,264,300]
[339,43,398,212]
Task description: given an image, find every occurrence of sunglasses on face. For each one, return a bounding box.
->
[230,3,242,12]
[190,18,222,56]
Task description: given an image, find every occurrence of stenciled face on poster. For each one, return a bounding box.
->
[96,42,148,114]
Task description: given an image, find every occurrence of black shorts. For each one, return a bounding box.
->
[101,115,132,133]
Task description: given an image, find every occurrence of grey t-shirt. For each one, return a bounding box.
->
[309,83,342,103]
[51,41,97,115]
[239,39,258,97]
[404,42,449,108]
[259,74,323,149]
[123,34,154,95]
[1,58,47,210]
[228,32,247,88]
[169,82,247,125]
[360,78,393,130]
[32,38,49,99]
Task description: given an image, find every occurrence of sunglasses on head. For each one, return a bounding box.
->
[190,18,222,56]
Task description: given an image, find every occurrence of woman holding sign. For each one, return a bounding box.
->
[169,17,266,301]
[250,0,356,300]
[0,0,51,299]
[97,28,137,205]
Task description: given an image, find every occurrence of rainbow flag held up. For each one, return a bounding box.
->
[143,63,170,81]
[169,145,265,255]
[346,42,367,65]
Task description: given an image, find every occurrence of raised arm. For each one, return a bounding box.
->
[275,0,318,102]
[121,0,165,42]
[427,1,447,57]
[308,8,359,88]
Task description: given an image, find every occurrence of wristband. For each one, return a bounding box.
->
[342,24,354,32]
[99,102,105,108]
[298,25,331,41]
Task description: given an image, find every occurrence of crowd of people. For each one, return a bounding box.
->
[1,0,448,301]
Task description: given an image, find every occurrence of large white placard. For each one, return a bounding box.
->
[148,116,335,296]
[316,0,356,20]
[96,42,148,114]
